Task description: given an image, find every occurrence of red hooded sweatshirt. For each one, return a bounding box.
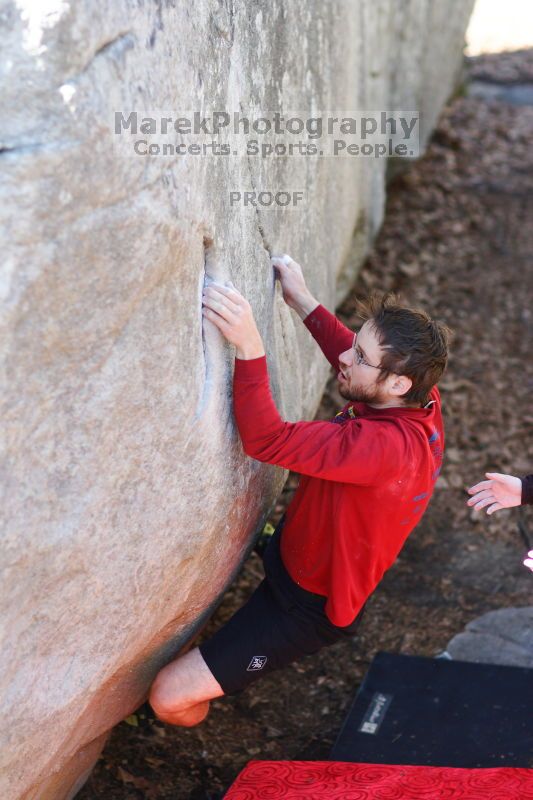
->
[232,303,444,627]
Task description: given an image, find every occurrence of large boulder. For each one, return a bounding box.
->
[0,1,475,797]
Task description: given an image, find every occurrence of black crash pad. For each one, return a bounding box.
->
[331,651,533,768]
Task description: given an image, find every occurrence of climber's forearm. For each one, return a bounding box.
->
[291,291,320,321]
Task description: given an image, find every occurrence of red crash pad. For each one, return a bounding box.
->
[224,761,533,799]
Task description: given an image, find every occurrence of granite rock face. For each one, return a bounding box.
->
[0,1,474,797]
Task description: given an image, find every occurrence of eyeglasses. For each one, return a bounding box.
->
[352,332,384,370]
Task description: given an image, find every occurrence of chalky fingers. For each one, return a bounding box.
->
[202,286,241,320]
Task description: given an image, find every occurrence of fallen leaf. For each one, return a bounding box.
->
[117,767,161,798]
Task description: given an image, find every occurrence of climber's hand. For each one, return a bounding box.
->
[271,254,319,320]
[202,282,265,360]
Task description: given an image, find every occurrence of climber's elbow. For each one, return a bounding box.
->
[242,440,272,462]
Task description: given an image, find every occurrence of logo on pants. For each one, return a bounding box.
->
[247,655,268,671]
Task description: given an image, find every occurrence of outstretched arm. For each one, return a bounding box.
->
[466,471,525,515]
[232,354,398,483]
[272,254,354,370]
[201,281,393,484]
[271,254,320,321]
[466,472,533,573]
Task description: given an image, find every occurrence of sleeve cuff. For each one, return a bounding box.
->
[521,474,533,505]
[234,354,268,380]
[303,303,329,328]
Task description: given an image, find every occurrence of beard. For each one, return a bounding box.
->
[338,378,387,405]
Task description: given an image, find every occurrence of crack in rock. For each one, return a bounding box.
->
[76,31,136,78]
[0,140,79,157]
[194,234,230,421]
[238,100,273,259]
[255,217,272,256]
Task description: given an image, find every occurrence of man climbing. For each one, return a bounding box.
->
[148,254,451,727]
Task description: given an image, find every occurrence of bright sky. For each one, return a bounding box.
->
[466,0,533,55]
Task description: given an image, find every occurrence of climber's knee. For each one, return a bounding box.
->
[148,646,224,721]
[151,699,211,728]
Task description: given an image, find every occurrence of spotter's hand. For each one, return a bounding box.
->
[202,282,265,359]
[466,472,522,515]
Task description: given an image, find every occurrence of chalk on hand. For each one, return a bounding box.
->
[271,254,292,266]
[204,275,231,290]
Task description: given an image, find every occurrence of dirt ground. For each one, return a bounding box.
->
[78,50,533,800]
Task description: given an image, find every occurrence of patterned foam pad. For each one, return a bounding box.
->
[225,760,533,799]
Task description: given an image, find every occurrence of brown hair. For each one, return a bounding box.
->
[356,291,452,406]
